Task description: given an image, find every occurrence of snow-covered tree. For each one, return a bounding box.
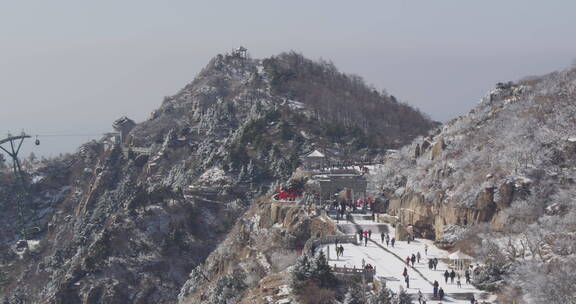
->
[368,286,393,304]
[309,250,337,288]
[178,266,207,301]
[513,257,576,304]
[209,269,247,304]
[343,286,366,304]
[394,287,412,304]
[290,254,311,292]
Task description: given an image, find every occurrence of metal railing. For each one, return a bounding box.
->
[303,234,357,253]
[332,265,376,283]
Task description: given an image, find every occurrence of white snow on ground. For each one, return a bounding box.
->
[287,99,305,110]
[277,284,290,296]
[32,175,45,184]
[197,167,231,185]
[320,214,496,303]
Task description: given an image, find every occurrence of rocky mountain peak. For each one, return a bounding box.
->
[0,50,436,302]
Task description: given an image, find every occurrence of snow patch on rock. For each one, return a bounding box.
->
[198,167,231,185]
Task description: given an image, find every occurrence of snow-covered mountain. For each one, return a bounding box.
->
[372,67,576,303]
[0,50,436,303]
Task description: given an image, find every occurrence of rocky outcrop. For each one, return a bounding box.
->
[387,181,523,240]
[430,138,445,161]
[379,66,576,259]
[178,198,336,303]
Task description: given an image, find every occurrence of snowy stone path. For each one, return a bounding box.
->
[320,213,496,303]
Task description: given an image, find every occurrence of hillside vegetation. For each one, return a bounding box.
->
[0,50,435,303]
[373,67,576,303]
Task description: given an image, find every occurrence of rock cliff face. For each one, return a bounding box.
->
[0,51,435,303]
[177,196,337,304]
[375,68,576,242]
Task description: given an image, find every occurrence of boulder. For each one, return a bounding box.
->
[395,223,411,241]
[495,181,514,210]
[430,138,445,160]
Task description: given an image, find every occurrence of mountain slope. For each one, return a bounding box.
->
[0,50,435,303]
[374,67,576,303]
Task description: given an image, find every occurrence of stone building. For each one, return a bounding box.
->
[302,150,326,169]
[112,116,136,144]
[313,169,367,201]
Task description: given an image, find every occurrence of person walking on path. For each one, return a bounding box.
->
[406,256,411,265]
[433,258,438,270]
[386,235,390,247]
[368,229,372,239]
[359,230,363,242]
[428,259,434,269]
[444,270,450,283]
[450,270,456,284]
[425,244,428,255]
[438,287,445,300]
[391,238,395,247]
[364,236,368,246]
[339,245,344,257]
[405,274,410,289]
[411,254,416,266]
[418,290,423,304]
[417,251,421,263]
[465,269,471,284]
[407,235,411,244]
[381,232,385,243]
[403,267,408,278]
[457,276,462,288]
[433,280,439,298]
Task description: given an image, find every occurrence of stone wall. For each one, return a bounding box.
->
[318,174,367,200]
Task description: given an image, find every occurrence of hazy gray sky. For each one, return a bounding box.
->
[1,1,575,157]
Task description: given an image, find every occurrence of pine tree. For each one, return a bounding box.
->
[237,165,247,182]
[290,254,311,292]
[343,286,365,304]
[309,250,337,288]
[394,287,413,304]
[211,269,247,304]
[246,160,256,181]
[178,266,208,301]
[368,286,393,304]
